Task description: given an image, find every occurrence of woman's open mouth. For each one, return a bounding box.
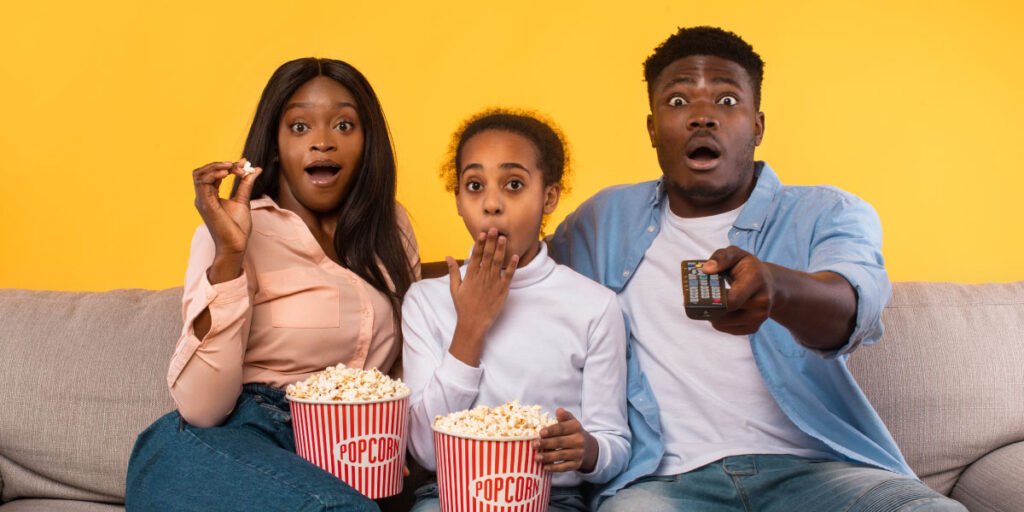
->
[304,161,342,186]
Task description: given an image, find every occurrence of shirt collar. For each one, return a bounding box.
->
[650,161,779,232]
[250,196,278,210]
[510,242,556,288]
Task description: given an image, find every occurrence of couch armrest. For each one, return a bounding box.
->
[950,441,1024,511]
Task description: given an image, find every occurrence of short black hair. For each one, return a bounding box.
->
[442,108,572,196]
[644,26,765,108]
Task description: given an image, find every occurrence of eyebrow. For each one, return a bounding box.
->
[284,101,357,112]
[460,162,532,174]
[662,76,745,90]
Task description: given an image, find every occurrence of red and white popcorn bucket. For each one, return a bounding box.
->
[433,428,552,512]
[288,393,409,499]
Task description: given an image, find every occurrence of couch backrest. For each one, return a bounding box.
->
[2,281,1021,503]
[0,288,182,504]
[848,281,1024,495]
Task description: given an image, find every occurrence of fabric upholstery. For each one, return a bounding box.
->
[847,281,1024,495]
[1,281,1022,509]
[0,288,181,503]
[951,441,1024,512]
[0,499,123,511]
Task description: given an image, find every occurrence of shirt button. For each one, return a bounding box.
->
[623,270,631,278]
[647,225,655,233]
[753,223,760,228]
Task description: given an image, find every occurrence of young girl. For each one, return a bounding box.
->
[402,110,630,512]
[126,58,419,511]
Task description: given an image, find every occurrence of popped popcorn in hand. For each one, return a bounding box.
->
[433,401,556,439]
[286,363,409,402]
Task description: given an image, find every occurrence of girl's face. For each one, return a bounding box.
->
[456,129,560,268]
[276,76,364,215]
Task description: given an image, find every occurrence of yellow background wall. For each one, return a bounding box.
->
[2,0,1021,291]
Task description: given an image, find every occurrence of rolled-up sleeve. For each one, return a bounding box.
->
[167,226,253,427]
[808,196,892,358]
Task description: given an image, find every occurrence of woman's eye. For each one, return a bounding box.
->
[336,121,353,131]
[718,95,738,106]
[668,96,687,107]
[466,181,482,192]
[506,180,524,191]
[289,122,309,133]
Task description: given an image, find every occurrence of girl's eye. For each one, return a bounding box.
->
[506,180,524,191]
[466,181,482,192]
[668,95,687,107]
[289,122,309,134]
[336,121,353,132]
[718,95,738,106]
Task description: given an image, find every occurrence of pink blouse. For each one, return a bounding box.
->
[167,197,420,427]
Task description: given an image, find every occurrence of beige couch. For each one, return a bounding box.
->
[1,281,1022,511]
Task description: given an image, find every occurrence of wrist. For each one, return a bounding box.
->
[207,254,244,284]
[449,321,488,367]
[579,431,599,473]
[764,263,789,319]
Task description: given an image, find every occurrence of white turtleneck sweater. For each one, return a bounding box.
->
[402,243,630,487]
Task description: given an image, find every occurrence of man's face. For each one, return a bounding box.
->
[647,55,764,217]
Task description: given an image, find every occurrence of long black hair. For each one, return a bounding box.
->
[233,57,414,324]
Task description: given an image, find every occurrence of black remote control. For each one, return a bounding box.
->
[681,260,728,320]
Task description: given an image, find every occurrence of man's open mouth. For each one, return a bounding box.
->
[304,161,342,185]
[684,140,723,170]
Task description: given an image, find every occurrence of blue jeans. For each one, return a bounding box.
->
[598,455,965,512]
[125,384,378,511]
[409,480,587,512]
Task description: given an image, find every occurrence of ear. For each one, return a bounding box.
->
[754,112,765,147]
[543,184,561,215]
[647,114,656,148]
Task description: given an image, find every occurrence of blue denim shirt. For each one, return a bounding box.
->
[547,162,914,506]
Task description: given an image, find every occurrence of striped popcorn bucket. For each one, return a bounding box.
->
[432,428,552,512]
[288,392,409,499]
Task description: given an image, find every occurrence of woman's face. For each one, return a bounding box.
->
[276,76,365,215]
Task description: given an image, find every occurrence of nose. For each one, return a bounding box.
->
[688,110,719,130]
[311,140,336,152]
[483,189,503,216]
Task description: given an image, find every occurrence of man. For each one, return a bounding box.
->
[548,26,965,511]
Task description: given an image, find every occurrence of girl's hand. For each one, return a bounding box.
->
[446,228,518,367]
[192,160,263,282]
[533,408,598,473]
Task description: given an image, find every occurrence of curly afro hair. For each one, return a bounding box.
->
[644,26,765,108]
[441,108,572,197]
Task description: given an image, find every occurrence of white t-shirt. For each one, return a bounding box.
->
[402,243,631,487]
[617,204,834,476]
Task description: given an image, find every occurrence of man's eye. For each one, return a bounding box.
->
[668,96,687,107]
[336,121,353,131]
[506,180,524,191]
[718,96,738,106]
[466,182,482,192]
[290,122,308,133]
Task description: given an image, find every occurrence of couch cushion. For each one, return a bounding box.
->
[0,288,182,504]
[950,441,1024,512]
[0,499,123,512]
[848,281,1024,495]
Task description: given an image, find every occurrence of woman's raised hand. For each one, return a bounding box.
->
[192,160,263,282]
